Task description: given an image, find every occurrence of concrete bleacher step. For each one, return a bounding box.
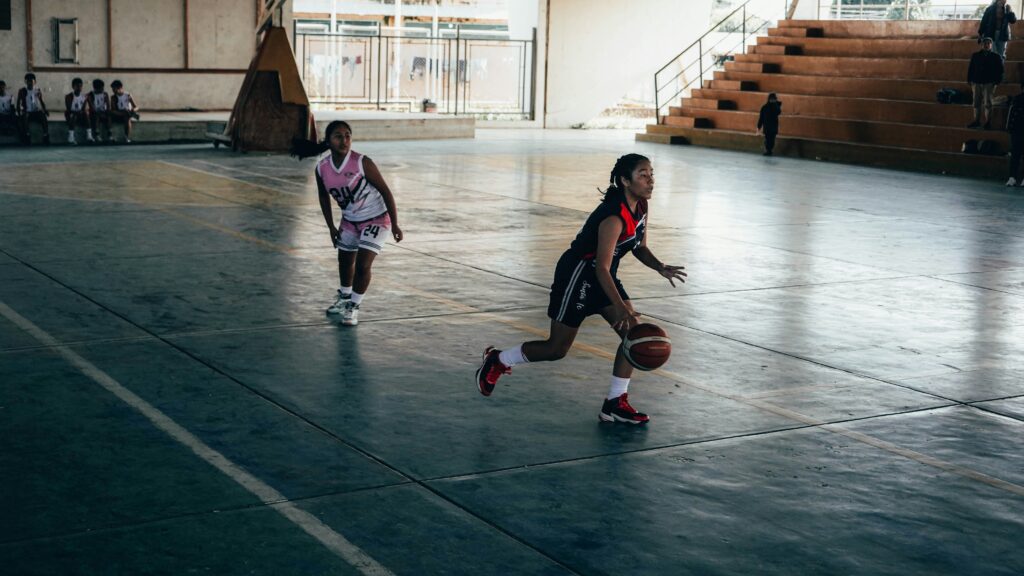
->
[642,19,1016,180]
[750,44,801,56]
[661,115,712,128]
[669,108,1009,154]
[727,61,781,73]
[733,53,1024,83]
[757,36,986,59]
[689,89,1005,128]
[680,97,735,110]
[766,26,824,38]
[642,124,1007,179]
[717,71,972,103]
[708,79,758,91]
[777,19,986,38]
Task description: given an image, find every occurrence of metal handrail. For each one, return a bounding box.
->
[654,0,790,120]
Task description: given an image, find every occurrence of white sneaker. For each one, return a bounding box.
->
[124,138,132,144]
[341,301,360,326]
[85,130,95,143]
[326,291,349,315]
[1007,177,1018,187]
[67,132,76,144]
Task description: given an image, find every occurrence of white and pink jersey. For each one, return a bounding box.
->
[316,150,388,222]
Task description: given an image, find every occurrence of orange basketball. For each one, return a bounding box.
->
[622,323,671,371]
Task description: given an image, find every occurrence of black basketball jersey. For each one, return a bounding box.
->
[567,195,647,276]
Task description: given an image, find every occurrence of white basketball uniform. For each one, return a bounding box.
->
[115,93,134,112]
[91,92,109,113]
[316,150,391,254]
[68,92,87,112]
[24,88,42,113]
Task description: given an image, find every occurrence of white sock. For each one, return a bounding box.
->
[339,286,353,297]
[607,376,630,400]
[350,292,364,305]
[498,345,529,367]
[86,129,93,137]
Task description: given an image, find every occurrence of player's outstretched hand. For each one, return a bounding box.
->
[659,264,687,287]
[392,223,404,243]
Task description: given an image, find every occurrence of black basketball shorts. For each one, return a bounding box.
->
[546,252,629,328]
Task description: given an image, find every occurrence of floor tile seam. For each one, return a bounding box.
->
[420,403,962,484]
[189,159,311,190]
[900,218,1024,240]
[0,201,155,216]
[0,480,417,549]
[394,174,594,214]
[1,250,423,481]
[158,305,553,340]
[926,274,1024,298]
[0,247,259,267]
[625,273,922,300]
[0,334,159,355]
[390,244,553,290]
[966,401,1024,424]
[676,230,919,277]
[644,311,971,407]
[144,161,313,217]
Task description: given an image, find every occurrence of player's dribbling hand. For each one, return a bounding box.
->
[659,264,688,287]
[613,307,641,333]
[392,223,403,243]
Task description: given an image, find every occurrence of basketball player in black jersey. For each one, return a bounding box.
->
[475,154,686,424]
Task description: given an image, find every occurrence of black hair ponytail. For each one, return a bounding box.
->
[290,120,353,160]
[601,153,650,201]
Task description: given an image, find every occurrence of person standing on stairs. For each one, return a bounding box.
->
[967,38,1004,130]
[979,0,1016,59]
[756,93,782,156]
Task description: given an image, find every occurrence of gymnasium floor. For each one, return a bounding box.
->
[1,129,1023,575]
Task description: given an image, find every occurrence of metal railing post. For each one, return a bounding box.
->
[905,0,911,20]
[699,39,703,88]
[742,5,746,54]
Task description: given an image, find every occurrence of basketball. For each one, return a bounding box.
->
[622,323,672,371]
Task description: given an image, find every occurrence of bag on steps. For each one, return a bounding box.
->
[978,140,1001,155]
[937,88,968,105]
[962,139,979,154]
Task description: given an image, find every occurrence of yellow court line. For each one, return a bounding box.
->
[151,167,1024,499]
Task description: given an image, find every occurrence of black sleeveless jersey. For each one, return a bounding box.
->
[566,195,647,276]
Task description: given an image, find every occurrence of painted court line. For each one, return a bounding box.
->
[0,300,394,576]
[192,159,309,187]
[142,170,1024,499]
[158,160,305,196]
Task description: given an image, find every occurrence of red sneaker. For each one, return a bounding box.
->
[475,346,510,396]
[599,393,650,425]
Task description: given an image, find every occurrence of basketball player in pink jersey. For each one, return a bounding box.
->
[291,120,404,325]
[475,154,686,424]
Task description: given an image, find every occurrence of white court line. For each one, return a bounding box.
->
[0,300,394,576]
[158,160,305,196]
[191,159,312,188]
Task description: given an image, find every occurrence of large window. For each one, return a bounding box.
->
[0,0,11,31]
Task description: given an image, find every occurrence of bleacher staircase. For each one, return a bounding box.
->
[638,19,1023,179]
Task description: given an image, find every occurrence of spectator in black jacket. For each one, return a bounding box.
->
[1005,82,1024,186]
[967,38,1004,129]
[979,0,1016,59]
[756,93,782,156]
